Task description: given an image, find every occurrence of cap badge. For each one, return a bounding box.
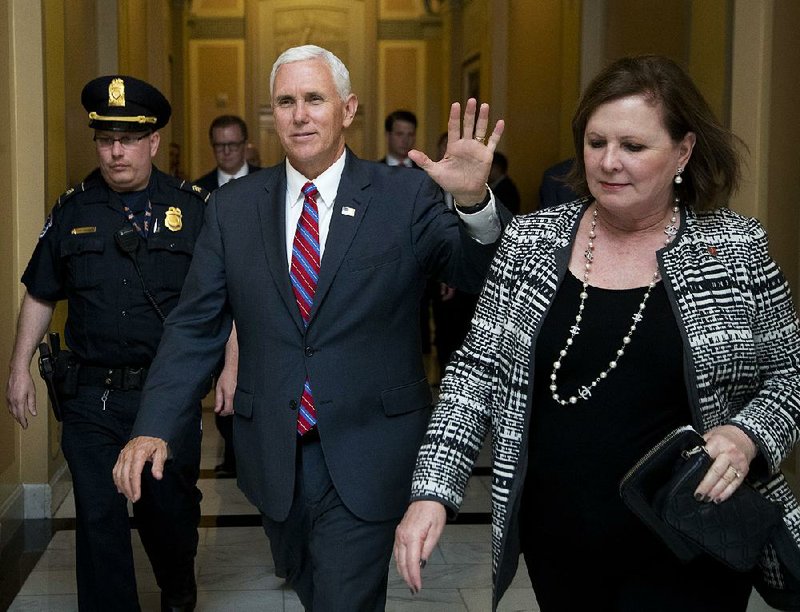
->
[165,206,183,232]
[108,78,126,107]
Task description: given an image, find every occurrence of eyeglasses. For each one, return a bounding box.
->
[212,140,245,152]
[94,133,150,149]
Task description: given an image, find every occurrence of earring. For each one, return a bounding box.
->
[674,167,684,185]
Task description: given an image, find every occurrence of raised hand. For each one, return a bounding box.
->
[408,98,505,207]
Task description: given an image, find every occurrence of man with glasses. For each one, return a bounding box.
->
[193,115,261,478]
[194,115,261,193]
[6,75,209,611]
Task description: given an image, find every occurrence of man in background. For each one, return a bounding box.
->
[488,151,521,214]
[194,114,261,476]
[379,109,419,168]
[194,114,261,193]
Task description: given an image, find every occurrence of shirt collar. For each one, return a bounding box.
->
[385,154,412,167]
[217,163,249,186]
[286,150,346,210]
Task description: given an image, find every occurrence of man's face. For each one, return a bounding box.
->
[386,119,416,160]
[211,124,247,174]
[271,59,358,179]
[95,129,158,192]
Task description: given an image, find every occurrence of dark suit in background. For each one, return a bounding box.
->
[490,175,521,214]
[193,114,261,477]
[193,162,261,193]
[489,151,521,214]
[539,157,579,208]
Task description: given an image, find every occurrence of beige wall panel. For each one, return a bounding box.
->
[191,0,245,18]
[766,0,800,295]
[605,0,690,65]
[2,0,49,504]
[380,0,424,20]
[505,0,575,213]
[378,42,426,157]
[188,39,245,179]
[729,1,771,222]
[43,0,69,477]
[688,0,730,124]
[0,0,15,492]
[64,0,100,185]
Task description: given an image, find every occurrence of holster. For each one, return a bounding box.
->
[36,333,78,421]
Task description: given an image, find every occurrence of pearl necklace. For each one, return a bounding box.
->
[550,201,680,406]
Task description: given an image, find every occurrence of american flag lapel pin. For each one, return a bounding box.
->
[341,206,356,217]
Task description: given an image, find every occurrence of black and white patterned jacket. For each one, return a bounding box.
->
[411,202,800,610]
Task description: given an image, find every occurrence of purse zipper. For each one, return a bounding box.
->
[619,424,696,489]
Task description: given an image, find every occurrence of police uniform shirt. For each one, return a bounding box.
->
[22,167,209,367]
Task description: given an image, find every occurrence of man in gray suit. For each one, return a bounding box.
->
[114,45,508,610]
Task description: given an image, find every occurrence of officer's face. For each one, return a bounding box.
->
[95,129,159,192]
[271,59,358,179]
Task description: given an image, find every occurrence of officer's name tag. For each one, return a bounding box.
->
[70,226,97,235]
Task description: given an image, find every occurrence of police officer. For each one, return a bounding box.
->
[6,75,208,611]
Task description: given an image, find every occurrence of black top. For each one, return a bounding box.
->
[522,271,691,572]
[22,167,208,367]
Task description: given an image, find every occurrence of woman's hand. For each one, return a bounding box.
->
[695,424,758,503]
[394,500,447,594]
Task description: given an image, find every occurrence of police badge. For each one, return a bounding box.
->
[108,78,126,107]
[165,206,183,231]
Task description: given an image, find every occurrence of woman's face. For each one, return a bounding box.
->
[583,94,694,215]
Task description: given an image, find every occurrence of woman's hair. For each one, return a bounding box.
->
[269,45,352,102]
[566,55,743,210]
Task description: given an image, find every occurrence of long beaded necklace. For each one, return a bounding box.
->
[549,200,680,406]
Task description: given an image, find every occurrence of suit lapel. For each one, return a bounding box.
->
[257,167,306,332]
[309,151,371,321]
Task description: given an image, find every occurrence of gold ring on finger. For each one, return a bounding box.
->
[474,136,486,144]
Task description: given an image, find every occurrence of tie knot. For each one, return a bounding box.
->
[302,182,318,201]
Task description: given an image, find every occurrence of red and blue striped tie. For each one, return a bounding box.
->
[290,182,320,435]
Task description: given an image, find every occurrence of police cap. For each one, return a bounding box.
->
[81,75,171,132]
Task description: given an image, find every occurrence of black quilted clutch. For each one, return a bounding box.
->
[620,425,784,571]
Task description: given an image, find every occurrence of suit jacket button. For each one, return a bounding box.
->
[289,399,298,410]
[304,346,315,357]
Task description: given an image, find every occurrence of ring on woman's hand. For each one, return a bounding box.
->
[726,465,741,480]
[474,136,486,144]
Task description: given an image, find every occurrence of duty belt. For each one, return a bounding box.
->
[77,365,150,390]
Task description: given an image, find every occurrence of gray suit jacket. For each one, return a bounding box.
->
[133,149,509,522]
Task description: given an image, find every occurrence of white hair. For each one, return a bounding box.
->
[269,45,352,101]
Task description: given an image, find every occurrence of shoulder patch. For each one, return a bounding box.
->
[179,179,210,203]
[39,214,53,239]
[54,182,87,209]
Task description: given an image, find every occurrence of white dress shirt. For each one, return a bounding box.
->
[283,151,502,265]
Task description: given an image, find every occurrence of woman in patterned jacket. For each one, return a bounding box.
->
[394,55,800,611]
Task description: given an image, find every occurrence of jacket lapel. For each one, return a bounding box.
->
[257,167,306,332]
[308,150,371,321]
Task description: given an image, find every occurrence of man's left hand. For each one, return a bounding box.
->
[113,436,169,502]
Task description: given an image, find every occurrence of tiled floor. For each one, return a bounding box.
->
[3,406,781,611]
